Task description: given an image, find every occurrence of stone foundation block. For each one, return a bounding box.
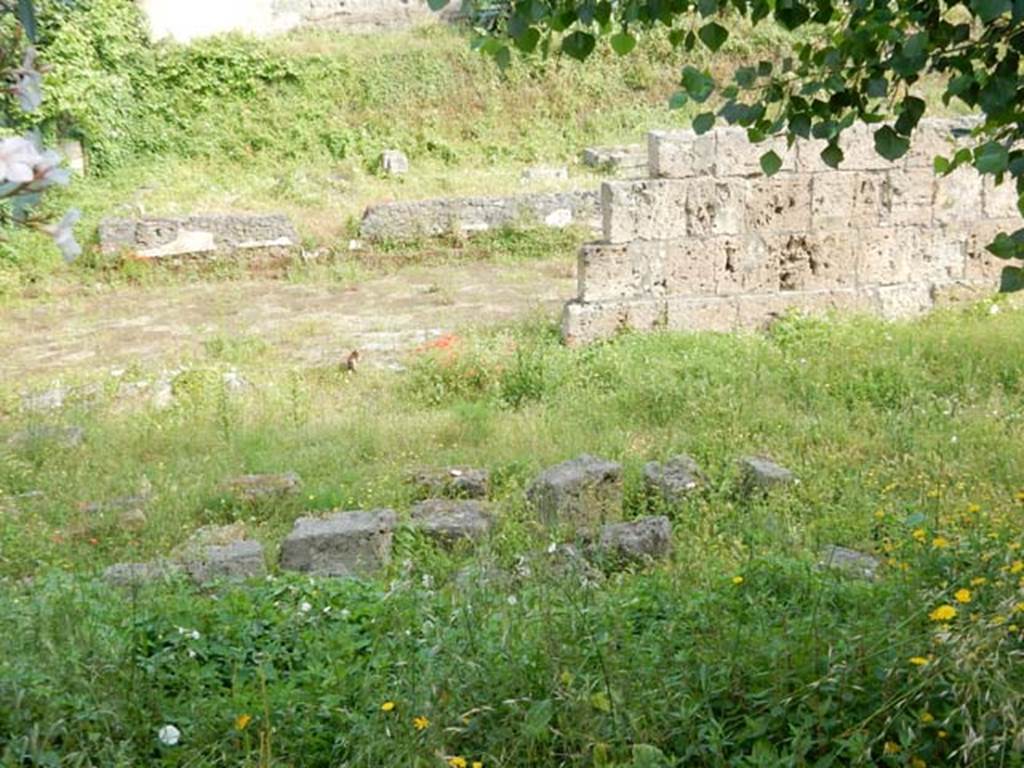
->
[279,509,397,577]
[648,129,716,179]
[407,467,490,500]
[643,455,706,504]
[598,516,673,562]
[186,540,267,585]
[411,499,493,545]
[526,454,623,529]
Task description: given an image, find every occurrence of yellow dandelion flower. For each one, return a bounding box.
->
[883,741,902,754]
[970,577,988,586]
[412,716,430,731]
[381,701,396,713]
[1010,560,1023,574]
[968,503,981,514]
[993,614,1007,626]
[1010,624,1020,632]
[448,758,467,768]
[912,528,927,542]
[912,757,927,768]
[920,711,934,723]
[874,510,886,519]
[234,714,252,731]
[731,575,744,586]
[909,656,929,667]
[931,536,950,549]
[1016,490,1024,502]
[929,605,957,622]
[1015,602,1024,613]
[954,588,972,604]
[473,763,483,768]
[938,730,948,739]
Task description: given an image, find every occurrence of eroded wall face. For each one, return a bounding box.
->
[138,0,439,42]
[563,119,1014,344]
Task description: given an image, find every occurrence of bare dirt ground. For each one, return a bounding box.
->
[0,258,575,383]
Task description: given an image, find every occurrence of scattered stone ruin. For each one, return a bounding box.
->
[360,190,601,241]
[563,119,1013,344]
[99,214,300,261]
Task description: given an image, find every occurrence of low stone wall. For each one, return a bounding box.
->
[563,119,1013,344]
[99,214,300,260]
[360,190,601,240]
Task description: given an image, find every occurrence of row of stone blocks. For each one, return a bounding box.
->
[102,454,806,588]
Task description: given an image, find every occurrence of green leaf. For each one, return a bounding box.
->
[698,0,719,15]
[524,699,553,740]
[820,142,844,168]
[1001,266,1024,293]
[866,77,888,98]
[972,0,1011,22]
[975,141,1010,174]
[789,114,811,138]
[734,66,757,88]
[698,22,729,52]
[933,155,951,175]
[610,31,637,55]
[561,31,596,61]
[986,230,1024,259]
[894,96,926,135]
[874,126,910,161]
[494,45,512,69]
[681,66,714,102]
[515,27,541,52]
[17,0,37,41]
[668,91,688,110]
[693,112,716,134]
[760,149,783,175]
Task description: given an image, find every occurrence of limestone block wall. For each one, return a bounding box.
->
[563,119,1014,344]
[138,0,446,42]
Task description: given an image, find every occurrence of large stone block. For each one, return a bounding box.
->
[856,227,920,285]
[715,128,796,177]
[407,467,490,500]
[965,219,1020,282]
[597,516,673,563]
[279,509,396,577]
[764,232,857,292]
[738,456,797,493]
[526,454,623,529]
[410,499,493,546]
[578,242,666,302]
[561,298,667,345]
[686,179,747,236]
[186,540,267,585]
[734,289,872,330]
[983,177,1020,219]
[103,560,183,588]
[903,119,966,170]
[647,129,716,179]
[99,214,299,260]
[583,144,648,177]
[880,169,935,227]
[665,296,739,332]
[872,283,935,319]
[661,237,725,297]
[643,455,706,504]
[915,231,966,283]
[797,124,900,173]
[602,180,688,243]
[934,166,983,226]
[810,172,883,230]
[745,176,813,232]
[709,234,778,296]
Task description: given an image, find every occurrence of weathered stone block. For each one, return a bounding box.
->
[648,129,715,178]
[602,180,688,243]
[686,179,747,236]
[916,231,966,282]
[411,499,493,545]
[745,176,813,232]
[561,298,667,346]
[578,241,666,302]
[902,119,964,169]
[279,509,397,577]
[360,190,601,240]
[665,295,738,332]
[711,234,778,296]
[738,456,797,493]
[526,454,623,529]
[734,289,872,330]
[225,472,301,503]
[934,166,983,226]
[811,172,883,230]
[186,540,267,585]
[598,516,673,562]
[715,129,796,177]
[407,467,490,500]
[99,214,299,260]
[796,125,900,174]
[856,227,919,285]
[872,283,935,319]
[521,165,569,183]
[662,237,724,297]
[380,149,409,175]
[583,144,648,177]
[982,177,1020,219]
[819,545,881,580]
[964,219,1021,282]
[880,169,935,228]
[764,232,857,292]
[643,455,706,504]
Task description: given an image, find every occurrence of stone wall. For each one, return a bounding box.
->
[563,119,1014,344]
[99,214,300,260]
[138,0,448,42]
[360,190,601,240]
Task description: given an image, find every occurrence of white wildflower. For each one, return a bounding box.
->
[299,601,312,613]
[158,724,181,746]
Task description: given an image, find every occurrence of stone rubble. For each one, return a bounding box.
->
[643,455,707,505]
[526,454,624,529]
[279,509,397,577]
[407,466,490,500]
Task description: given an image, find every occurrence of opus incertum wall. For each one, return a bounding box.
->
[562,119,1014,344]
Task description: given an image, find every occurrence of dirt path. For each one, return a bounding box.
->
[0,258,575,382]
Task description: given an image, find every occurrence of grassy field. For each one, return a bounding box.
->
[2,304,1024,765]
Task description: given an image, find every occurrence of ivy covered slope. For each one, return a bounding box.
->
[451,0,1024,291]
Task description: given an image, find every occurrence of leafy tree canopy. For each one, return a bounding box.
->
[431,0,1024,291]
